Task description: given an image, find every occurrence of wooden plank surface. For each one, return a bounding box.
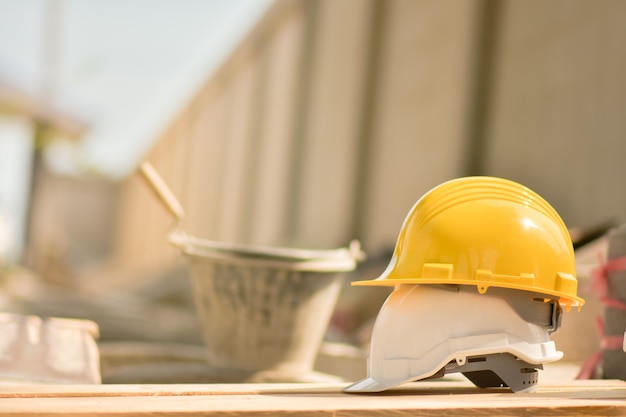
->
[1,381,625,416]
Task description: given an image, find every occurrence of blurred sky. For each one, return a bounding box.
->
[0,0,273,178]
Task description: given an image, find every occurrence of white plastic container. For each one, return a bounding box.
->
[0,313,100,384]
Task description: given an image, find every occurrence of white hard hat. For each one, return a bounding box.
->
[344,285,563,393]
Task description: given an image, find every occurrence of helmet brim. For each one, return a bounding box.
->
[351,278,585,309]
[343,376,407,393]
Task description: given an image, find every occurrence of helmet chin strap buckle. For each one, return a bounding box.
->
[423,353,541,393]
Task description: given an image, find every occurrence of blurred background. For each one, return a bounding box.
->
[0,0,625,382]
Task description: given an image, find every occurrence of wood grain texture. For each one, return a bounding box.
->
[0,381,625,416]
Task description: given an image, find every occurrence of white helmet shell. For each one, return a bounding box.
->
[344,285,563,393]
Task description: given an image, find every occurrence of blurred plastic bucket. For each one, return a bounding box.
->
[180,236,362,380]
[138,161,363,380]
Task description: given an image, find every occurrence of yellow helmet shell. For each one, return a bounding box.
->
[354,177,584,308]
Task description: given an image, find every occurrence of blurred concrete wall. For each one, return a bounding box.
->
[482,0,626,231]
[28,0,626,276]
[113,0,481,273]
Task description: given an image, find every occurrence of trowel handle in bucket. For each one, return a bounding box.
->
[138,161,186,222]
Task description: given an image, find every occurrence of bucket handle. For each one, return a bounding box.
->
[138,161,187,246]
[138,161,365,263]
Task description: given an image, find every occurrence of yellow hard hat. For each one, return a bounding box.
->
[354,176,584,308]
